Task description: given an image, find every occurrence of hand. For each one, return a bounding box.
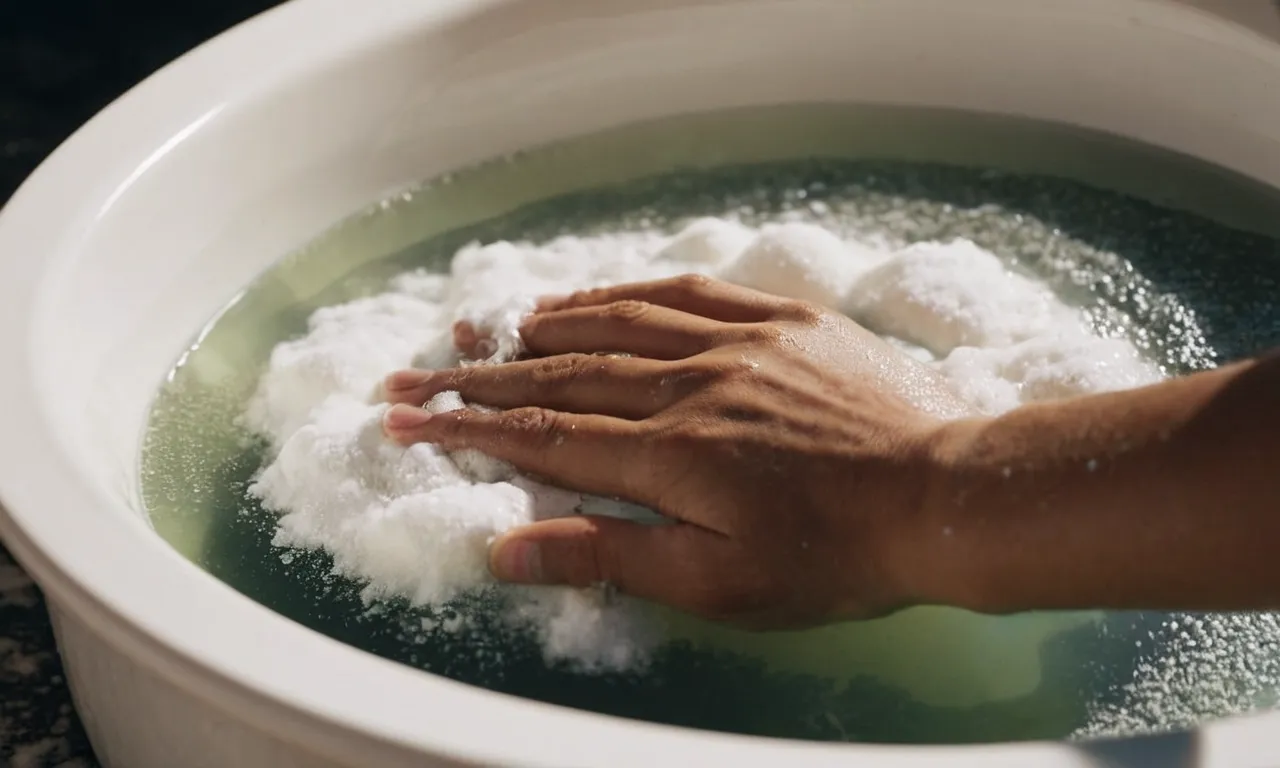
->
[381,275,971,629]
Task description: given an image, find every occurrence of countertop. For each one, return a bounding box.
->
[0,4,281,765]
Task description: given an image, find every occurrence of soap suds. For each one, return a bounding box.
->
[1076,613,1280,739]
[245,217,1162,671]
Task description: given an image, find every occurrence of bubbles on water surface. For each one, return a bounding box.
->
[140,151,1280,743]
[1076,613,1280,738]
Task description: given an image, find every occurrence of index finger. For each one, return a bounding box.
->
[383,404,654,504]
[538,274,799,323]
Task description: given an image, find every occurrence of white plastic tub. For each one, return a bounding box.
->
[1,0,1278,766]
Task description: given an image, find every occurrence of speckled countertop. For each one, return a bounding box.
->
[0,4,281,765]
[0,548,94,767]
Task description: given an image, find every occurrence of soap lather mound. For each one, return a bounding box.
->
[244,217,1160,671]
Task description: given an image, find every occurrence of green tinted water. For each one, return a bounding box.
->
[141,104,1280,744]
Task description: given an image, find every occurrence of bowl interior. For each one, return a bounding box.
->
[3,0,1280,765]
[40,0,1280,521]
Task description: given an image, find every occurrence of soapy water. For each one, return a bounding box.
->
[141,156,1280,744]
[243,218,1160,673]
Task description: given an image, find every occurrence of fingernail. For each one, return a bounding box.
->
[383,404,432,431]
[491,538,543,583]
[384,369,433,391]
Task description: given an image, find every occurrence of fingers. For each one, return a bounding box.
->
[384,354,687,420]
[451,276,814,362]
[452,321,494,359]
[488,515,743,616]
[538,274,799,323]
[383,404,646,501]
[521,301,726,359]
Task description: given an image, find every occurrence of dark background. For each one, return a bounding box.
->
[1,1,283,200]
[0,3,283,764]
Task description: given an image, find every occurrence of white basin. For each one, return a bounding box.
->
[1,0,1279,766]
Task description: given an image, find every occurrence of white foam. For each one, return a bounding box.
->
[721,221,868,307]
[848,239,1061,354]
[657,216,755,266]
[245,217,1163,671]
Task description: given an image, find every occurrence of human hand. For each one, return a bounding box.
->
[382,275,972,629]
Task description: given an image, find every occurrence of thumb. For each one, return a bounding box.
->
[488,515,716,605]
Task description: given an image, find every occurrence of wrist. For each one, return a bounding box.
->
[889,414,1004,614]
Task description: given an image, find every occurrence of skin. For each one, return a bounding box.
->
[381,274,1280,629]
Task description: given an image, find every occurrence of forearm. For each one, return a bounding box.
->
[911,350,1280,614]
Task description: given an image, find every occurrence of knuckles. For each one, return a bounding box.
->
[560,288,601,309]
[776,300,825,326]
[601,299,653,324]
[735,323,785,347]
[716,356,762,381]
[529,353,596,386]
[502,406,564,443]
[671,273,714,294]
[648,356,766,416]
[685,355,762,384]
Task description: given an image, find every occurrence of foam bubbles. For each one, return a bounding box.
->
[1078,613,1280,738]
[849,240,1061,354]
[658,217,755,266]
[245,217,1162,672]
[720,222,866,307]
